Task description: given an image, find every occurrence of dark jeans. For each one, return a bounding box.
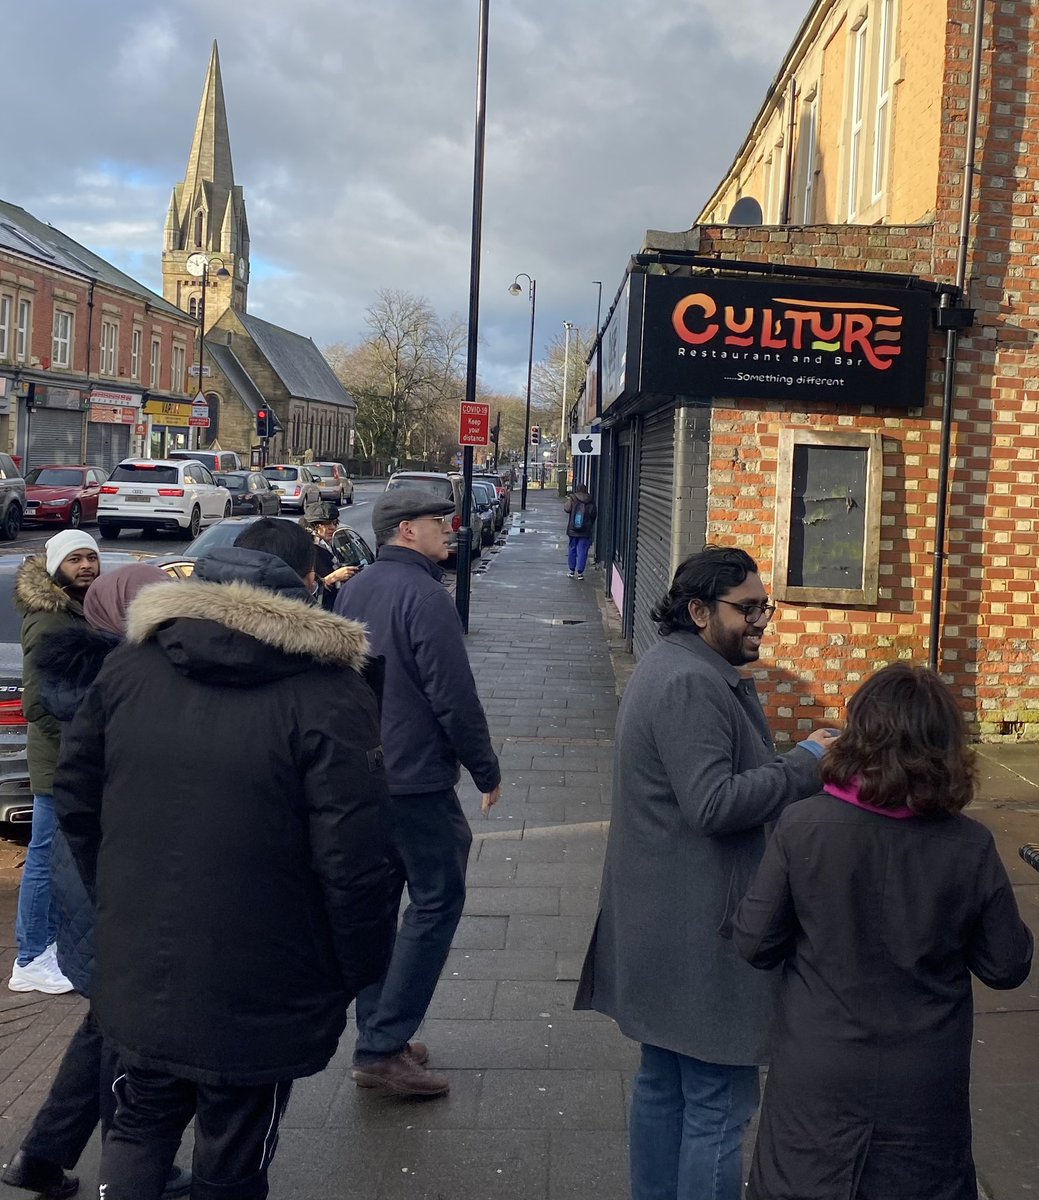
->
[100,1068,293,1200]
[354,788,472,1060]
[21,1008,120,1167]
[567,537,591,574]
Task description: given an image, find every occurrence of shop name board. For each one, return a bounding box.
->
[89,389,142,408]
[638,274,932,408]
[142,400,193,422]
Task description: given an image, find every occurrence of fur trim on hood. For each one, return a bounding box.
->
[15,554,79,616]
[126,576,370,670]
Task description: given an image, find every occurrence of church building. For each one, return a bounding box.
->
[160,42,355,463]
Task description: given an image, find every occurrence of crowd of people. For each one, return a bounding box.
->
[2,500,1033,1200]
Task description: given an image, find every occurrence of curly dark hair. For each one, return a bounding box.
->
[822,663,976,815]
[650,545,759,636]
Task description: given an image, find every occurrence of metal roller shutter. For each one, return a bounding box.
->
[28,409,83,469]
[85,423,131,472]
[632,407,676,660]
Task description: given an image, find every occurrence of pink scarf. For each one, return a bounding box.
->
[823,780,916,820]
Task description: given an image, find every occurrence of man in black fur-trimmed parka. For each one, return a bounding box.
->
[54,518,398,1200]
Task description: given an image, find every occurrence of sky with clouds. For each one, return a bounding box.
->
[4,0,809,394]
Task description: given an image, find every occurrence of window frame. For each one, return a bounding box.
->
[150,337,162,389]
[802,90,819,223]
[847,17,869,220]
[872,0,895,203]
[100,318,119,376]
[0,294,11,360]
[131,327,142,380]
[52,308,74,369]
[772,427,884,606]
[15,298,31,363]
[170,343,186,394]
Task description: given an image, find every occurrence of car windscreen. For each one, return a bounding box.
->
[262,468,298,482]
[25,468,85,486]
[217,475,247,491]
[311,465,336,477]
[0,577,21,642]
[472,483,495,504]
[386,477,453,501]
[110,464,179,485]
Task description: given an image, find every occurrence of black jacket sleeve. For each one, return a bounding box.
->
[52,677,108,893]
[967,834,1034,989]
[300,695,399,997]
[732,819,798,969]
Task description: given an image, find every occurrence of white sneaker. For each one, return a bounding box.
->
[567,570,575,578]
[8,947,74,994]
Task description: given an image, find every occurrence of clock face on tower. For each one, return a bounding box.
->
[185,252,209,277]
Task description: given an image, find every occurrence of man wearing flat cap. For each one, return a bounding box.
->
[336,488,501,1097]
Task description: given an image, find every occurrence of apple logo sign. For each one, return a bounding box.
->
[578,437,594,453]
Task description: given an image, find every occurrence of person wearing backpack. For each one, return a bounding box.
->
[563,484,597,579]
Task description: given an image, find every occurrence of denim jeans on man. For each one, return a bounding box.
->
[629,1043,759,1200]
[354,789,472,1059]
[567,537,591,575]
[15,793,58,965]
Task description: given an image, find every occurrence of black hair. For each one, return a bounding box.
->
[234,518,316,579]
[650,545,759,636]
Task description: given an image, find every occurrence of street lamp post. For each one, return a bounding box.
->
[508,273,536,510]
[558,320,573,493]
[593,281,602,336]
[184,252,229,449]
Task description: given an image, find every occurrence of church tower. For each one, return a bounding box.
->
[162,41,249,331]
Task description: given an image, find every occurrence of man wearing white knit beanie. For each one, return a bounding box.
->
[9,529,100,996]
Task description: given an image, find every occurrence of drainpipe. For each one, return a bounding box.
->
[781,79,797,224]
[928,0,985,672]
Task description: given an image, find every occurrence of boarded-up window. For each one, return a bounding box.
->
[773,428,882,604]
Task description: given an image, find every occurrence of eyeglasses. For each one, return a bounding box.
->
[406,515,448,526]
[715,599,777,624]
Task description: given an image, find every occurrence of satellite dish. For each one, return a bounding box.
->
[728,196,763,225]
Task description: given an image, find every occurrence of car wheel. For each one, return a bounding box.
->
[0,503,21,541]
[98,521,120,540]
[346,491,353,505]
[68,502,82,529]
[185,507,201,539]
[223,502,232,518]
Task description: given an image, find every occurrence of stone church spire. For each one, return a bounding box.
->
[162,40,250,329]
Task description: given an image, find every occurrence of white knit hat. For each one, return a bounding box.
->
[45,529,100,577]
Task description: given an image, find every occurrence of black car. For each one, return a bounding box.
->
[169,515,376,575]
[214,471,282,516]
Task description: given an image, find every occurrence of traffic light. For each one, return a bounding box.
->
[530,425,540,445]
[489,423,500,447]
[256,409,270,438]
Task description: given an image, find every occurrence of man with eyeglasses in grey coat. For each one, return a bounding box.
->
[575,545,837,1200]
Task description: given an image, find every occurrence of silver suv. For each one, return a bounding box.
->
[384,471,482,568]
[0,453,25,541]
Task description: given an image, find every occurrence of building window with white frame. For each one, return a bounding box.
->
[150,337,161,389]
[872,0,895,202]
[0,295,10,360]
[52,309,74,369]
[100,319,118,375]
[131,327,142,380]
[171,344,186,393]
[16,299,31,363]
[847,16,868,220]
[802,90,819,222]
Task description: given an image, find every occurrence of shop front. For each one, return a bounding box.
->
[18,385,87,471]
[87,388,143,470]
[142,398,192,458]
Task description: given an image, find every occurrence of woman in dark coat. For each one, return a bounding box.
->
[733,664,1033,1200]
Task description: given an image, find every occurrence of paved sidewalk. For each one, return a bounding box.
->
[0,493,1035,1199]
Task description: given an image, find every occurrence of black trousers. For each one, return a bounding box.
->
[99,1068,293,1200]
[21,1008,121,1167]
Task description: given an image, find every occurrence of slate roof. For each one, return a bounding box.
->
[204,341,266,416]
[0,200,189,323]
[238,312,355,409]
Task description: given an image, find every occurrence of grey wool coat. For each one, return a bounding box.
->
[574,629,821,1065]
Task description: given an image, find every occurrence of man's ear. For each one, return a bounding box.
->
[687,599,711,630]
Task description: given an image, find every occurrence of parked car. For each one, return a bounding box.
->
[168,449,243,474]
[0,551,187,826]
[309,462,354,505]
[470,479,499,545]
[214,471,282,516]
[261,465,322,513]
[383,471,482,569]
[24,465,109,528]
[473,471,510,520]
[97,459,232,540]
[160,514,376,578]
[0,452,25,541]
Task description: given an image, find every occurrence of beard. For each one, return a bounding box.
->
[55,564,98,598]
[703,619,763,666]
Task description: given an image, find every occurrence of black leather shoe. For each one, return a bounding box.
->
[1,1150,79,1198]
[162,1165,192,1197]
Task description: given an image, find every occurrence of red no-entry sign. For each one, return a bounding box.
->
[458,402,490,446]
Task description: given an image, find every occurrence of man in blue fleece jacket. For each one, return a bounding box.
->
[336,489,502,1097]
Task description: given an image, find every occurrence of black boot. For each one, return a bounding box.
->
[1,1150,79,1198]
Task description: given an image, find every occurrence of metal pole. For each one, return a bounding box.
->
[455,0,490,632]
[928,0,984,672]
[593,281,602,337]
[195,263,207,452]
[520,278,535,510]
[559,321,572,492]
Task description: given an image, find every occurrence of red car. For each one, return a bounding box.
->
[24,465,110,528]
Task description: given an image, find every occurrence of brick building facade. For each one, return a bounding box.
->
[591,0,1038,740]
